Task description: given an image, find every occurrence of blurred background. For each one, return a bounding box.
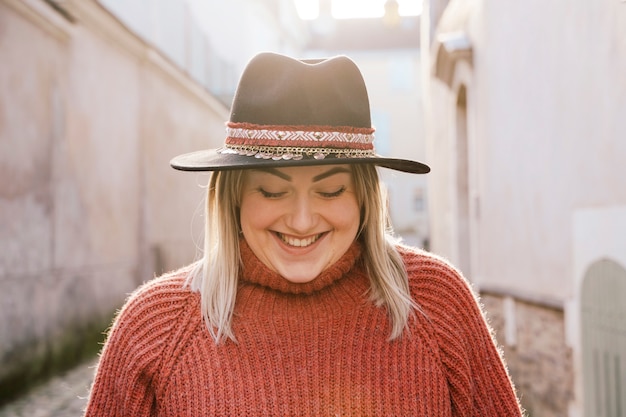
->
[0,0,625,416]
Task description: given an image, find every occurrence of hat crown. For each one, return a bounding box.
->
[230,53,371,128]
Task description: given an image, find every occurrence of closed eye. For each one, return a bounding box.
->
[258,188,285,198]
[319,186,346,198]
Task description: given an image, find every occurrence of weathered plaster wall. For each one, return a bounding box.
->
[0,0,228,397]
[422,0,626,415]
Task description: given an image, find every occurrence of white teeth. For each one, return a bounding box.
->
[279,233,321,247]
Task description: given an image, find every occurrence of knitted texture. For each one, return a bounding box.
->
[84,241,522,416]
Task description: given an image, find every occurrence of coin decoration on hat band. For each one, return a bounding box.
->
[219,122,377,161]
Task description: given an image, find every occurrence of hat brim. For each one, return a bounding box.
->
[170,149,430,174]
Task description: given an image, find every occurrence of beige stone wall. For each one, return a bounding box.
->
[482,294,574,417]
[422,0,626,414]
[0,0,228,388]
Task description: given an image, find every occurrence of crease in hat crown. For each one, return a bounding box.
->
[170,52,431,174]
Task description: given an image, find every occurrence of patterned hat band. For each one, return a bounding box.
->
[219,122,377,161]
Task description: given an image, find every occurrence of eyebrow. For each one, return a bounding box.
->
[256,166,351,182]
[312,166,351,182]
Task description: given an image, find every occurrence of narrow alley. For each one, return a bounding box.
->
[0,360,95,417]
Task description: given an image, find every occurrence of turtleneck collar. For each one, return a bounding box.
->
[238,239,363,295]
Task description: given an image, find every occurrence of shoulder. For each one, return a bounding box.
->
[121,265,199,321]
[396,244,481,317]
[396,245,523,415]
[88,265,202,411]
[106,264,201,358]
[396,243,467,288]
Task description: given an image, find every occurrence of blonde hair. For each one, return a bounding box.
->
[187,164,416,343]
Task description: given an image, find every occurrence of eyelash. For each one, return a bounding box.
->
[320,186,346,198]
[258,186,346,199]
[258,188,285,198]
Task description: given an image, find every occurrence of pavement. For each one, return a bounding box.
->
[0,359,97,417]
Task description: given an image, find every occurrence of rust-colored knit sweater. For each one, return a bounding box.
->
[84,241,522,416]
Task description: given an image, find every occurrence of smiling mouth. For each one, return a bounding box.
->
[277,232,324,248]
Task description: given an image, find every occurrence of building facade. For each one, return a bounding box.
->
[421,0,626,415]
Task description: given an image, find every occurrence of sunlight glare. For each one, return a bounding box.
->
[294,0,421,20]
[294,0,319,20]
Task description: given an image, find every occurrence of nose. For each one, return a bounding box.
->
[286,194,318,233]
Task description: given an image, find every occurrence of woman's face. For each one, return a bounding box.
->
[239,164,360,283]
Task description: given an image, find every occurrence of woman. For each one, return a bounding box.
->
[84,52,523,416]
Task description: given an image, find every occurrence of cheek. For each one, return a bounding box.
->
[240,198,275,232]
[331,200,361,233]
[239,203,255,232]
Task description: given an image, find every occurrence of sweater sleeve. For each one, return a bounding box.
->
[83,274,192,417]
[404,249,523,417]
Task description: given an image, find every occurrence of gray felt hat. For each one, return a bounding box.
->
[170,52,430,174]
